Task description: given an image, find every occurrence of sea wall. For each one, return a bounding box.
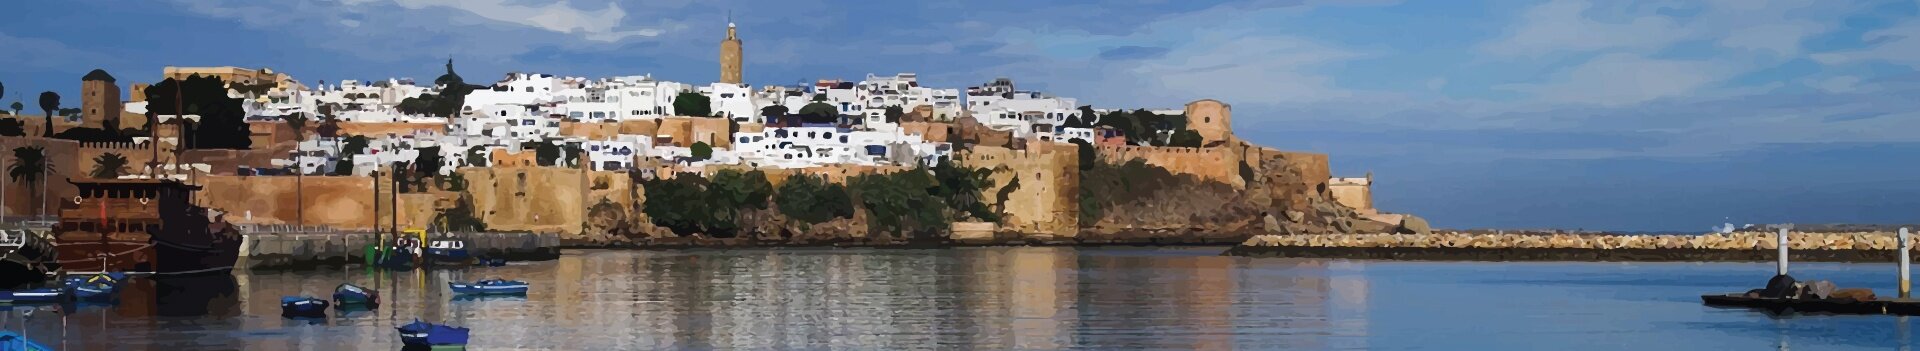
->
[1226,232,1920,262]
[237,231,563,269]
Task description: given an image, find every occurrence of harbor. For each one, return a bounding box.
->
[237,228,562,270]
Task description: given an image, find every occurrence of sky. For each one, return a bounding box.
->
[3,0,1919,232]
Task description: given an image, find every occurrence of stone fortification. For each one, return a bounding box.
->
[953,143,1079,237]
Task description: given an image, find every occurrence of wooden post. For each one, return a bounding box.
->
[1902,227,1911,299]
[1777,228,1789,276]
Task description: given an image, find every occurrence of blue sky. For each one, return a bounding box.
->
[4,0,1919,231]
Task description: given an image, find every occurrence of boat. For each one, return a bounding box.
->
[0,330,52,351]
[53,179,242,275]
[424,238,470,263]
[0,228,57,288]
[0,288,66,304]
[448,279,528,296]
[396,319,471,348]
[473,257,506,267]
[68,281,115,302]
[332,283,380,308]
[280,296,330,318]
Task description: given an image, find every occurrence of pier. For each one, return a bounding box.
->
[237,226,561,270]
[1225,231,1920,262]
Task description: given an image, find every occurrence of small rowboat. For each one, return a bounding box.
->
[448,279,528,296]
[280,296,330,318]
[333,283,380,308]
[0,288,66,304]
[397,319,471,347]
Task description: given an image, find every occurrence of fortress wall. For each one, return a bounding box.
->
[954,144,1079,237]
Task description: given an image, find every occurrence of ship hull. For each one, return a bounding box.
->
[52,241,154,273]
[150,236,241,276]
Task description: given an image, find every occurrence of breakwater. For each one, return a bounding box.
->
[1224,232,1917,262]
[238,232,563,270]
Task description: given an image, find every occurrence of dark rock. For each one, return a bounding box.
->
[1760,274,1797,298]
[1831,288,1876,301]
[1398,215,1431,235]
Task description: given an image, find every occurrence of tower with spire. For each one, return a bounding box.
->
[719,11,743,84]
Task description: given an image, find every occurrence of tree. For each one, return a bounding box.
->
[672,92,712,117]
[1168,129,1204,147]
[465,147,488,168]
[7,102,19,115]
[710,169,773,211]
[690,141,712,161]
[527,141,562,167]
[930,159,996,221]
[563,143,584,167]
[640,175,732,236]
[848,170,947,239]
[0,119,22,137]
[336,135,370,175]
[798,102,836,120]
[37,92,58,137]
[760,105,788,124]
[90,153,128,179]
[775,174,854,224]
[413,146,443,190]
[144,75,251,149]
[278,113,310,225]
[884,105,904,124]
[0,81,6,103]
[8,146,51,218]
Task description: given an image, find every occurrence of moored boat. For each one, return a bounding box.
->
[54,179,241,275]
[396,319,471,348]
[0,229,56,288]
[333,283,380,308]
[448,279,527,296]
[0,288,66,304]
[280,296,330,318]
[425,238,470,263]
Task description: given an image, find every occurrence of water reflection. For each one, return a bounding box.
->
[3,248,1366,349]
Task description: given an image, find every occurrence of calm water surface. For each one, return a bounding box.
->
[6,247,1919,350]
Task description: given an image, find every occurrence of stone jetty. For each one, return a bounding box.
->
[238,232,563,270]
[1225,231,1918,262]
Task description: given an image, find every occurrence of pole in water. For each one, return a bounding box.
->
[1777,228,1789,276]
[1902,227,1912,299]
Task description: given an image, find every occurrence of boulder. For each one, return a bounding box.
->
[1804,280,1837,299]
[1760,274,1797,298]
[1285,210,1306,223]
[1397,215,1432,235]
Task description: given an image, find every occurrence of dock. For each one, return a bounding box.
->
[237,227,561,270]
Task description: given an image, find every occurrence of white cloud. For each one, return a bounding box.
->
[1496,53,1724,106]
[1426,77,1447,90]
[386,0,663,42]
[1479,0,1682,57]
[1810,76,1861,93]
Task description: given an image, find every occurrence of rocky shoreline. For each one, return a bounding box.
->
[1225,232,1916,262]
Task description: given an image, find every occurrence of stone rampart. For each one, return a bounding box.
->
[1095,144,1242,188]
[954,144,1079,237]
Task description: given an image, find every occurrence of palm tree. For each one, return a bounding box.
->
[37,92,58,137]
[91,153,129,179]
[8,146,51,219]
[283,113,308,227]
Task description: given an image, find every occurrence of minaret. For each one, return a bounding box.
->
[719,12,743,84]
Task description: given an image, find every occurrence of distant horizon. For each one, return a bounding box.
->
[4,0,1917,231]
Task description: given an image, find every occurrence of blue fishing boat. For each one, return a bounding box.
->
[332,283,380,307]
[280,296,330,318]
[396,319,471,347]
[448,279,528,296]
[424,239,470,263]
[0,331,52,351]
[0,288,66,304]
[69,282,115,302]
[473,257,506,267]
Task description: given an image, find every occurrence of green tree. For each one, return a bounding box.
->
[640,175,733,236]
[90,152,128,179]
[775,174,854,224]
[1168,129,1203,147]
[524,141,561,166]
[760,105,788,122]
[690,141,713,161]
[414,146,443,188]
[8,102,20,115]
[672,91,712,117]
[563,143,584,167]
[1071,139,1096,170]
[798,102,837,120]
[848,170,948,239]
[930,159,997,221]
[710,169,773,211]
[37,92,58,137]
[336,135,370,175]
[465,147,488,168]
[8,146,51,217]
[884,105,904,123]
[429,59,479,117]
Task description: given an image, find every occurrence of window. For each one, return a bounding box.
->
[822,132,833,140]
[591,112,606,119]
[739,137,750,143]
[839,136,848,143]
[569,112,584,119]
[525,87,534,93]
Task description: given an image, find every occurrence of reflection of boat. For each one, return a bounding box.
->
[333,283,379,308]
[280,296,329,318]
[473,257,506,267]
[448,279,527,296]
[149,272,239,318]
[0,288,65,304]
[397,319,471,348]
[54,179,241,275]
[450,294,528,303]
[0,330,52,350]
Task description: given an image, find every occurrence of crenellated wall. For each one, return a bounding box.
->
[954,143,1079,237]
[1095,144,1244,188]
